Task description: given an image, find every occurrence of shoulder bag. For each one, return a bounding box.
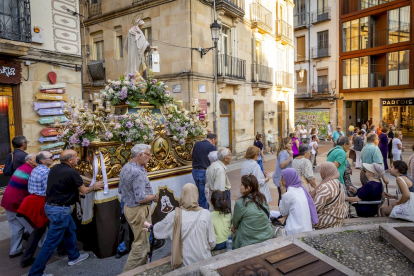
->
[182,210,203,242]
[325,181,342,207]
[3,153,13,176]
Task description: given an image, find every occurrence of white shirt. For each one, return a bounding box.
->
[240,159,272,203]
[392,138,402,154]
[154,209,216,266]
[279,187,313,236]
[309,141,318,155]
[299,129,308,139]
[327,124,332,134]
[205,160,231,191]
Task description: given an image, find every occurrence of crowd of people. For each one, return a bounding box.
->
[2,123,414,274]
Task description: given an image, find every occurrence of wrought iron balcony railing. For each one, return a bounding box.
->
[250,1,273,32]
[311,7,331,24]
[89,2,102,17]
[217,0,245,11]
[294,11,309,29]
[275,20,293,45]
[252,64,273,84]
[311,45,331,58]
[0,0,31,43]
[217,54,246,80]
[312,84,330,94]
[275,71,293,88]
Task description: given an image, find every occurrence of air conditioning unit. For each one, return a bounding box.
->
[87,60,105,86]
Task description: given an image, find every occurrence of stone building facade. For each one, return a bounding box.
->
[293,0,340,135]
[81,0,295,158]
[0,0,82,189]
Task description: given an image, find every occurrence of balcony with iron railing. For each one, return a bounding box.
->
[0,0,31,56]
[250,1,273,33]
[0,0,31,43]
[251,64,273,84]
[275,71,293,89]
[217,54,246,80]
[216,0,245,18]
[294,11,309,30]
[342,27,410,52]
[311,45,331,58]
[312,83,331,95]
[89,2,102,17]
[311,7,331,24]
[275,20,293,45]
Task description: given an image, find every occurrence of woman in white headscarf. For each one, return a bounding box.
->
[153,184,216,268]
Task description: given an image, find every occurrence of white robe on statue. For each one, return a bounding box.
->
[124,26,150,75]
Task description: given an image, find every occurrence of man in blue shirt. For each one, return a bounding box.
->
[192,133,217,209]
[332,126,345,146]
[326,136,350,185]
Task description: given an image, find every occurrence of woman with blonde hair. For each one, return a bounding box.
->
[153,184,215,268]
[273,137,293,204]
[241,146,272,202]
[311,162,347,229]
[392,131,404,161]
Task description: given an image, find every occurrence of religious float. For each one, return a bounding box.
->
[50,71,208,258]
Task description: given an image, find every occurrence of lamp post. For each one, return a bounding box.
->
[211,19,220,138]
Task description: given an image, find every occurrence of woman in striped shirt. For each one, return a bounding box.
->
[311,162,347,229]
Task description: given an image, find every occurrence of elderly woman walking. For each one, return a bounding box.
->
[278,169,318,235]
[241,146,272,203]
[232,175,273,249]
[311,162,348,229]
[292,144,316,192]
[154,183,216,268]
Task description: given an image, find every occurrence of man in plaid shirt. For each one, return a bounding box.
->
[18,151,54,267]
[28,151,54,196]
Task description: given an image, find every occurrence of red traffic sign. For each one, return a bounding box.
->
[40,128,59,137]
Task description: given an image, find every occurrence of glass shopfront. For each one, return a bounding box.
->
[382,98,414,134]
[0,85,14,188]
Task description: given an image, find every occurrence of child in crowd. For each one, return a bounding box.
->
[309,135,318,168]
[254,134,265,171]
[210,190,231,251]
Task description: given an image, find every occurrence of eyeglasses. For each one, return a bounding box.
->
[143,153,151,157]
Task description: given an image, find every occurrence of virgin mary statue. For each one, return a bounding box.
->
[124,19,150,78]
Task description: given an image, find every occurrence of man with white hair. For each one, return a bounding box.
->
[205,148,232,208]
[1,153,36,259]
[118,144,158,272]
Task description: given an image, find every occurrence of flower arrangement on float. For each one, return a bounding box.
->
[164,105,204,145]
[55,71,207,148]
[102,71,174,108]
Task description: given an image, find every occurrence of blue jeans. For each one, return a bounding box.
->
[213,241,227,251]
[224,190,231,210]
[257,159,264,172]
[192,169,208,209]
[29,204,80,276]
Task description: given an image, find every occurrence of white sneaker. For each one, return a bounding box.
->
[68,252,89,266]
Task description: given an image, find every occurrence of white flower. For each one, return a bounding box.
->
[107,79,112,82]
[105,85,109,90]
[125,76,130,81]
[115,81,121,86]
[168,114,173,119]
[143,135,148,140]
[135,119,141,124]
[184,131,188,135]
[107,133,113,139]
[173,135,178,141]
[109,88,114,93]
[124,81,130,85]
[177,111,181,114]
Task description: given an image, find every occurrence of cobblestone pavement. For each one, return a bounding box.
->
[303,229,414,276]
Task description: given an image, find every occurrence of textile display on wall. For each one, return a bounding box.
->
[77,173,194,258]
[295,109,330,139]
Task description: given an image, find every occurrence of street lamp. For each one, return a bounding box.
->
[295,66,305,83]
[199,20,221,58]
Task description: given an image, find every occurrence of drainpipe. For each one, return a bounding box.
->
[308,2,311,98]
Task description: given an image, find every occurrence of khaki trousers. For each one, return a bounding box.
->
[122,204,151,272]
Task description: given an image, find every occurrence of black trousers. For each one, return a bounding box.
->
[21,226,47,265]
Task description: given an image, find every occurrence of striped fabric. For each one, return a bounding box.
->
[0,163,34,213]
[311,179,347,229]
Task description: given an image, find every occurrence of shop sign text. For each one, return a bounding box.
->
[382,98,414,106]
